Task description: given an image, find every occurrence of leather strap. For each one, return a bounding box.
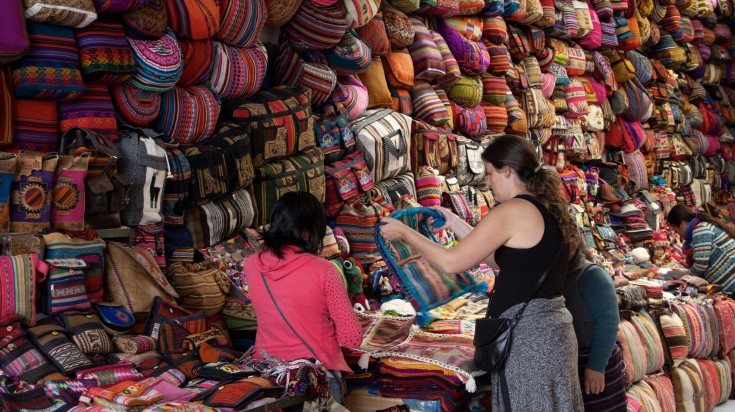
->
[261,273,319,360]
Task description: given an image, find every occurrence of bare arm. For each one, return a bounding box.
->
[380,202,520,274]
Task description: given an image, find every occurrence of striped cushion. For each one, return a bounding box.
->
[446,75,482,108]
[284,0,346,51]
[485,42,511,75]
[389,87,413,115]
[408,18,445,81]
[482,16,507,44]
[433,86,454,129]
[481,101,507,133]
[216,0,266,48]
[631,311,665,375]
[0,254,40,326]
[481,73,508,105]
[432,30,461,88]
[177,39,214,87]
[714,357,732,405]
[75,15,136,84]
[24,0,97,28]
[671,360,707,412]
[275,40,336,108]
[697,300,721,358]
[383,49,414,88]
[625,381,660,412]
[11,99,58,153]
[209,41,267,100]
[696,358,719,411]
[342,0,379,28]
[59,83,117,141]
[618,319,648,384]
[357,58,392,109]
[330,75,368,120]
[165,0,220,40]
[382,4,415,49]
[443,16,483,42]
[11,22,86,100]
[121,0,169,40]
[714,296,735,355]
[671,300,706,359]
[126,29,183,92]
[565,78,589,117]
[110,82,161,126]
[643,375,676,412]
[411,82,450,126]
[155,85,221,144]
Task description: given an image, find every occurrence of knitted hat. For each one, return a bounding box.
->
[652,231,669,248]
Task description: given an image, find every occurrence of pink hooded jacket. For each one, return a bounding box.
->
[244,246,362,372]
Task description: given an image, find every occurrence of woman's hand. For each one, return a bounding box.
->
[584,368,605,395]
[426,206,454,231]
[379,217,409,242]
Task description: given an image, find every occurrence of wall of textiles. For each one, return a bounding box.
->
[2,0,735,408]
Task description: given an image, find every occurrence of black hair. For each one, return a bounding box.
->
[666,204,735,239]
[259,191,327,258]
[481,135,579,243]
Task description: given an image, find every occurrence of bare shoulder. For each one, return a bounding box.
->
[490,197,542,218]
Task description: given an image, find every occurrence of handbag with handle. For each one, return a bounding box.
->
[104,241,179,314]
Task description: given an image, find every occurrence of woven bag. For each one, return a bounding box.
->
[408,18,445,81]
[375,207,483,325]
[336,192,393,266]
[351,109,413,183]
[208,42,267,100]
[252,147,325,227]
[168,261,229,317]
[177,39,215,87]
[216,0,267,47]
[164,0,220,40]
[435,18,489,76]
[121,0,169,40]
[0,0,30,64]
[59,83,118,141]
[0,254,43,326]
[411,82,451,126]
[24,0,96,28]
[221,85,316,168]
[411,119,458,175]
[325,30,373,75]
[274,39,337,108]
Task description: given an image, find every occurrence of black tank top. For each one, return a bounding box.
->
[488,194,570,317]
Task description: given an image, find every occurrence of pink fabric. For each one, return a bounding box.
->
[244,246,362,372]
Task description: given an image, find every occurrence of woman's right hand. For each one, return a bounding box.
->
[427,206,455,231]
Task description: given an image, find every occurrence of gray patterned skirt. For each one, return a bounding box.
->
[491,297,584,412]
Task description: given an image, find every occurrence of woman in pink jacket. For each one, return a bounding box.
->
[244,191,363,403]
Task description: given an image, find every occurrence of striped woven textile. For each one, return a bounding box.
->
[92,0,149,12]
[643,375,676,412]
[671,360,706,412]
[411,82,450,126]
[110,81,161,126]
[264,0,302,26]
[432,30,461,88]
[714,357,732,405]
[695,358,719,411]
[59,83,118,141]
[1,0,30,65]
[355,11,390,57]
[625,381,660,412]
[482,16,507,44]
[630,311,665,375]
[389,87,413,115]
[342,0,379,29]
[714,296,735,355]
[697,300,721,358]
[216,0,266,48]
[283,0,347,51]
[164,0,220,40]
[177,39,214,87]
[485,42,511,75]
[481,101,508,132]
[24,0,97,28]
[565,78,589,117]
[578,344,627,411]
[11,99,58,153]
[481,73,508,105]
[75,15,135,84]
[209,41,267,99]
[11,22,86,100]
[0,254,40,326]
[617,319,648,384]
[336,194,393,266]
[275,40,336,107]
[155,85,220,144]
[408,18,445,81]
[670,301,705,359]
[126,29,183,93]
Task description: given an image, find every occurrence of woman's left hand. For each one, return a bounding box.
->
[379,217,408,242]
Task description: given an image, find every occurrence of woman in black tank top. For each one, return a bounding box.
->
[380,135,584,411]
